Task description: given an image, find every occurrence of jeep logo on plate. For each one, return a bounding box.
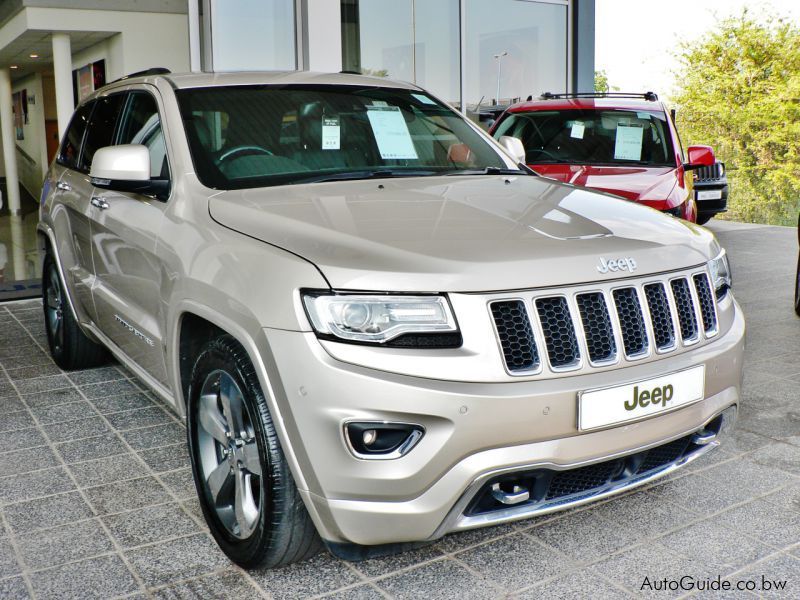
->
[625,384,674,411]
[597,256,637,274]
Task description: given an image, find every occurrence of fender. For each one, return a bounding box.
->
[169,297,316,496]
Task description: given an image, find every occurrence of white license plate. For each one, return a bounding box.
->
[578,365,705,431]
[697,190,722,201]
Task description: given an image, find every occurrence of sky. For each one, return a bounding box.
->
[595,0,800,101]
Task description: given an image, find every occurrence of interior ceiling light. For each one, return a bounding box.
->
[9,65,17,69]
[29,53,38,58]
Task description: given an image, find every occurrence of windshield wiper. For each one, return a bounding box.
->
[444,165,535,176]
[291,169,438,185]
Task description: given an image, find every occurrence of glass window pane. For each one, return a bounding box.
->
[210,0,296,71]
[465,0,568,118]
[414,1,460,107]
[58,100,94,170]
[176,85,509,190]
[80,94,125,171]
[353,0,413,80]
[118,93,169,179]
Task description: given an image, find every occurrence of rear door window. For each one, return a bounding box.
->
[57,101,95,170]
[80,94,126,172]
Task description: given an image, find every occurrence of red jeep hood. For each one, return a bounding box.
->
[531,164,678,202]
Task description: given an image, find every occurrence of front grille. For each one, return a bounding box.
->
[576,293,616,364]
[535,297,580,369]
[490,267,716,376]
[612,288,648,358]
[693,274,717,334]
[694,162,724,182]
[490,301,539,373]
[671,278,699,342]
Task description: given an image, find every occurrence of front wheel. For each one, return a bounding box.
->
[187,335,322,569]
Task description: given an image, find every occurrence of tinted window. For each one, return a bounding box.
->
[118,92,169,179]
[80,94,125,171]
[494,109,675,167]
[57,101,94,170]
[176,85,509,190]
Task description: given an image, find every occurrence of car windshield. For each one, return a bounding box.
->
[493,108,675,167]
[175,84,515,190]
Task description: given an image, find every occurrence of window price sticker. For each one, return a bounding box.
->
[321,116,340,150]
[614,124,644,160]
[366,106,418,160]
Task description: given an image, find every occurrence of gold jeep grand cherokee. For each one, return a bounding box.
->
[38,69,744,569]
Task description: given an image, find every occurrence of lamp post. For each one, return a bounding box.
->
[493,51,508,104]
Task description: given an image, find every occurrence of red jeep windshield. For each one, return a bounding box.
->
[494,109,675,167]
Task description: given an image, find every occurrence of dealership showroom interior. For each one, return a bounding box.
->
[0,0,798,598]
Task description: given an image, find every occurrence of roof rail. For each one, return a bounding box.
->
[110,67,171,84]
[540,91,659,102]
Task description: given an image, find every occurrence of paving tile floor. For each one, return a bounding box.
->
[0,220,798,599]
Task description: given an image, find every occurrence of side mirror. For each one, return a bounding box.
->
[685,145,716,170]
[90,144,169,201]
[499,135,526,164]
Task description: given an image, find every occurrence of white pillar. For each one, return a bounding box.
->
[52,33,73,141]
[0,68,21,214]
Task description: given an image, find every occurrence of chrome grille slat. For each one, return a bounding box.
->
[693,273,718,336]
[612,287,649,358]
[670,278,699,344]
[576,292,617,364]
[535,297,581,370]
[489,267,717,377]
[490,300,540,374]
[643,283,676,351]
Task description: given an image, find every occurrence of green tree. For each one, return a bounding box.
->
[673,11,800,225]
[595,69,611,93]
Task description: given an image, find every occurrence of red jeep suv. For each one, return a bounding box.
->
[490,92,716,222]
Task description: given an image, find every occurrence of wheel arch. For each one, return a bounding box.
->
[170,298,312,495]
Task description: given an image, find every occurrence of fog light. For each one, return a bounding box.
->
[345,422,424,459]
[362,429,378,446]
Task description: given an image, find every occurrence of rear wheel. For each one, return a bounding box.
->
[42,253,108,369]
[187,335,322,569]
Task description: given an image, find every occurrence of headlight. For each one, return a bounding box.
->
[302,292,460,346]
[707,249,732,299]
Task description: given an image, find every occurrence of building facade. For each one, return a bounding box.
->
[0,0,594,296]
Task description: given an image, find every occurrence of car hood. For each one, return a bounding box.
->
[530,164,678,202]
[208,175,717,292]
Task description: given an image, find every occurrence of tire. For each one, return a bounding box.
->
[794,252,800,317]
[186,334,322,569]
[42,253,108,370]
[696,213,713,226]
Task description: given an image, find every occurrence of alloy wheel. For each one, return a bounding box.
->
[196,369,263,539]
[45,268,64,353]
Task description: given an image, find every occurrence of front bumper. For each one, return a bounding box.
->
[264,298,744,546]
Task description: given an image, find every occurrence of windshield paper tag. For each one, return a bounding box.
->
[570,122,585,139]
[366,106,418,160]
[614,124,644,160]
[636,111,651,120]
[411,93,437,105]
[322,116,340,150]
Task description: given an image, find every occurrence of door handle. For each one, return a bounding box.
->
[56,181,71,191]
[90,196,109,210]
